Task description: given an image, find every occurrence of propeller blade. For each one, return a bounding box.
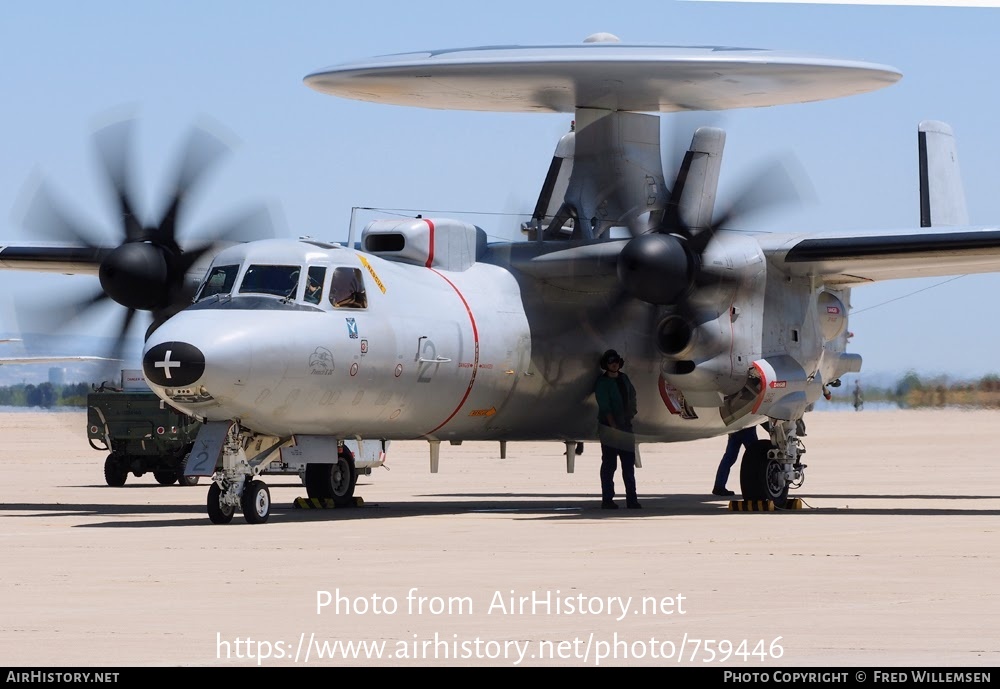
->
[15,177,104,250]
[107,307,139,365]
[685,226,716,257]
[17,113,277,352]
[92,118,145,242]
[711,154,816,232]
[19,285,110,335]
[196,202,280,246]
[692,266,740,292]
[153,123,233,249]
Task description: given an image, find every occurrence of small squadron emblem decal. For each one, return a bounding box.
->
[309,347,334,375]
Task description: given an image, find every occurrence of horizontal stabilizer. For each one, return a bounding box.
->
[918,120,968,227]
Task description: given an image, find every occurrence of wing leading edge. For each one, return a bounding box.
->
[0,245,107,275]
[762,225,1000,286]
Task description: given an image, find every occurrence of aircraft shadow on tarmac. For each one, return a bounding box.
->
[1,481,998,528]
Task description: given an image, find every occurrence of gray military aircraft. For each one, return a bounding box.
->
[2,36,996,524]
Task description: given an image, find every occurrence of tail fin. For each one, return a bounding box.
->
[522,124,577,240]
[663,126,726,231]
[918,120,968,227]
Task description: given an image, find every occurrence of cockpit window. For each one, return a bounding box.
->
[329,267,368,309]
[305,266,326,305]
[239,265,302,298]
[197,265,239,300]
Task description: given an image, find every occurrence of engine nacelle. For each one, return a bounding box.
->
[658,312,730,407]
[745,355,823,421]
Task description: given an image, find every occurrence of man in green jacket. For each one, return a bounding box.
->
[594,349,641,509]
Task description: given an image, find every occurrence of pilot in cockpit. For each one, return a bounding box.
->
[305,276,323,304]
[329,267,367,309]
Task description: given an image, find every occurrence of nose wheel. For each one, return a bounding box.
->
[241,480,271,524]
[204,425,275,524]
[206,478,272,524]
[207,481,235,524]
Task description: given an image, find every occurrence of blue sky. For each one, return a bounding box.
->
[1,1,999,379]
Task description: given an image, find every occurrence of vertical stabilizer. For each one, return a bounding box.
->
[524,124,577,239]
[918,120,968,227]
[666,127,726,231]
[562,110,669,239]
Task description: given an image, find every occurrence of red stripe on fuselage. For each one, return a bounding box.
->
[424,218,435,268]
[424,268,479,436]
[750,361,767,415]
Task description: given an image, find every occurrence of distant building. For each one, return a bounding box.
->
[48,367,66,385]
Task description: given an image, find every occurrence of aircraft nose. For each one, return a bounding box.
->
[143,341,206,387]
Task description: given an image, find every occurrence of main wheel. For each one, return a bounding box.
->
[305,452,357,507]
[739,439,789,507]
[207,482,235,524]
[104,455,128,487]
[154,470,178,485]
[241,480,271,524]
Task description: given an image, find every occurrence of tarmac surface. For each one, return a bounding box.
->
[1,408,997,668]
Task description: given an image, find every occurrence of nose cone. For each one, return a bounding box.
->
[143,341,206,387]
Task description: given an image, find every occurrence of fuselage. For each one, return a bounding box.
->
[142,229,852,443]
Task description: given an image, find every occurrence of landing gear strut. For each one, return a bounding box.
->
[205,422,277,525]
[739,419,805,508]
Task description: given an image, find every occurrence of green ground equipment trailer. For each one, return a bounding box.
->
[87,370,202,487]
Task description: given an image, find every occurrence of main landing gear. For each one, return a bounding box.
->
[304,450,358,507]
[739,418,805,508]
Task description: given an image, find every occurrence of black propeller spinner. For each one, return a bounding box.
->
[19,117,276,362]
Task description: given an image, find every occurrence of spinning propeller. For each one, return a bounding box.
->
[17,117,276,362]
[612,119,813,358]
[617,153,809,304]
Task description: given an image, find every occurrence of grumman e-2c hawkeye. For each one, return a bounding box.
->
[3,35,996,524]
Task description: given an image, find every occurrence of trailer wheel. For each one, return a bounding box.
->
[176,455,200,486]
[154,470,178,485]
[104,455,128,487]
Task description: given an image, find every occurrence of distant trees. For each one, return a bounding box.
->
[851,370,1000,409]
[0,381,93,408]
[895,370,924,398]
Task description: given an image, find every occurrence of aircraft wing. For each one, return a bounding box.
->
[0,244,108,275]
[0,356,117,365]
[757,225,1000,286]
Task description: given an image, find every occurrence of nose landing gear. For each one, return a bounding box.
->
[204,422,279,524]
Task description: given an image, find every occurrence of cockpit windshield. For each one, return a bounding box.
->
[194,261,368,309]
[197,265,239,300]
[239,265,301,298]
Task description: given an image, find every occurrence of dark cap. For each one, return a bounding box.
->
[600,349,624,370]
